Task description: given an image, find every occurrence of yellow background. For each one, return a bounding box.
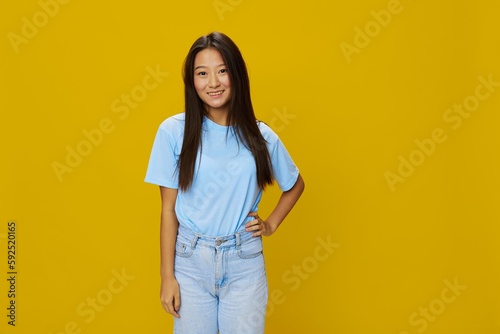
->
[1,0,499,333]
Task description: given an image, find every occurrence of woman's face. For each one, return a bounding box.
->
[193,48,231,115]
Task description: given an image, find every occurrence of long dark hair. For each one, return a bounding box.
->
[178,31,273,191]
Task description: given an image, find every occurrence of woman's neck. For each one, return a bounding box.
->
[207,108,229,126]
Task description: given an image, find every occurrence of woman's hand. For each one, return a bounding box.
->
[160,276,181,318]
[246,212,276,237]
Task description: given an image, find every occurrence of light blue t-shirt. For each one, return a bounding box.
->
[144,112,299,236]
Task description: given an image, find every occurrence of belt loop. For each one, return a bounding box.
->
[235,232,241,250]
[191,233,199,249]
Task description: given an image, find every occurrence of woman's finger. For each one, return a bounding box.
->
[164,298,180,318]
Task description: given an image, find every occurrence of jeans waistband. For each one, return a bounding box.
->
[177,224,256,249]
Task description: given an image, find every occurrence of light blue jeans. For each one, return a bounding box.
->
[174,224,268,334]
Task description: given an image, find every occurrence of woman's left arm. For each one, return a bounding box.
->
[246,173,305,237]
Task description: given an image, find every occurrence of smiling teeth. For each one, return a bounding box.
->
[208,91,224,96]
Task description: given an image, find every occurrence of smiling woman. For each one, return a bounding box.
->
[193,48,232,123]
[177,32,278,192]
[144,32,304,334]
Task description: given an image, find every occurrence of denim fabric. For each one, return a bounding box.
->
[174,224,268,334]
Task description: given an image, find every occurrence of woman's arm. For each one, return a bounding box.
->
[159,186,181,318]
[247,173,305,237]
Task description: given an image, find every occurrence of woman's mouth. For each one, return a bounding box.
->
[207,90,224,96]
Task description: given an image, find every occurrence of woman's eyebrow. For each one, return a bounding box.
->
[194,64,226,70]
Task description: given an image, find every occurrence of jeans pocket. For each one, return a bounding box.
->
[237,237,263,259]
[175,241,194,258]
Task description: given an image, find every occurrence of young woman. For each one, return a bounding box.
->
[145,32,304,334]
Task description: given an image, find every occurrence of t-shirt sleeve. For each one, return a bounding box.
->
[263,124,299,192]
[144,120,181,189]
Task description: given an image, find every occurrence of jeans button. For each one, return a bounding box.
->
[216,240,222,246]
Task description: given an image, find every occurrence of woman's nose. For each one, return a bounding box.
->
[208,74,220,88]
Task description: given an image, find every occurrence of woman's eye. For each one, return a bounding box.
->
[219,69,227,74]
[198,72,207,76]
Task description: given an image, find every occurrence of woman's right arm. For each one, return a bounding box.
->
[159,186,181,318]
